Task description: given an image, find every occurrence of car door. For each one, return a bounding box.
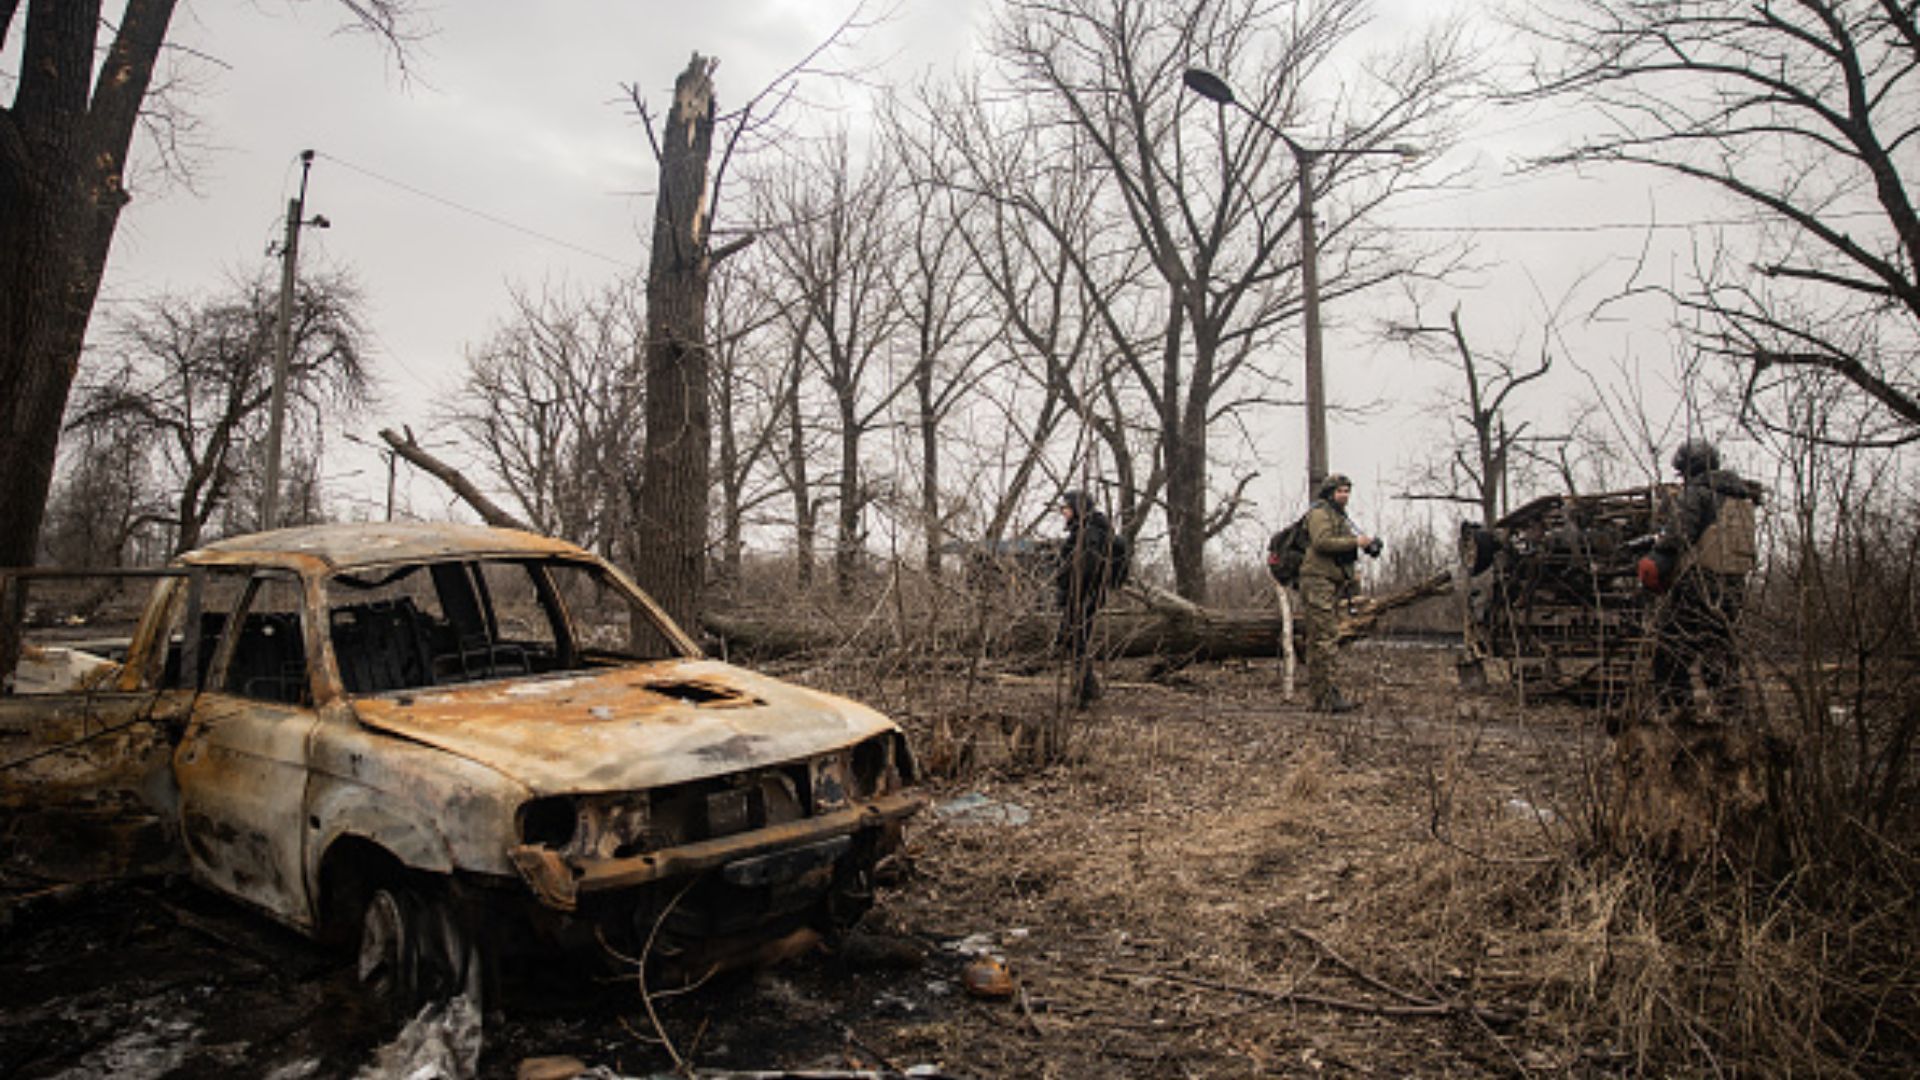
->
[0,569,197,880]
[172,567,321,926]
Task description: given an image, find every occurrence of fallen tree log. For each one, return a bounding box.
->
[704,572,1454,661]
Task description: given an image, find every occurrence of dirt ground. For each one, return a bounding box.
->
[2,643,1622,1078]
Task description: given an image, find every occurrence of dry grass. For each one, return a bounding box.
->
[769,638,1920,1077]
[704,558,1917,1076]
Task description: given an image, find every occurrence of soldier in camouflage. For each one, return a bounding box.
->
[1054,490,1116,708]
[1649,439,1765,720]
[1300,474,1375,714]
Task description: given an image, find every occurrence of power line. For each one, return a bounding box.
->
[1388,210,1889,236]
[314,151,631,267]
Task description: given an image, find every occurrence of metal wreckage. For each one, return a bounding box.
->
[1,522,923,1017]
[1457,485,1676,705]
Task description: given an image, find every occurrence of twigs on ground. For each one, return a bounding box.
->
[1287,924,1432,1006]
[1099,962,1518,1026]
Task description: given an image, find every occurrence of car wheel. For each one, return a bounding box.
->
[356,881,483,1023]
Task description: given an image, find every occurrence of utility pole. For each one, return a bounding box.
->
[1294,148,1326,489]
[1181,69,1417,497]
[263,150,329,531]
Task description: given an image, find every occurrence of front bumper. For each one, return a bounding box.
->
[508,791,924,911]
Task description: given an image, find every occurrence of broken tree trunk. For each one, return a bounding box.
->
[705,572,1453,660]
[634,54,719,634]
[377,427,529,531]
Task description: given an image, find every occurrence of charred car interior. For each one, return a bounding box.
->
[1,522,922,1016]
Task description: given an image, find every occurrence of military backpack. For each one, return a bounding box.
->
[1266,512,1312,588]
[1686,494,1758,576]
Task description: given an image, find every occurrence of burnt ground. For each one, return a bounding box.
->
[2,644,1623,1078]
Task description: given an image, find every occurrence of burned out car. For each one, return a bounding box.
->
[0,523,921,1009]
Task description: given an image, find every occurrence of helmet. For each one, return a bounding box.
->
[1059,489,1094,517]
[1316,473,1353,499]
[1671,439,1720,477]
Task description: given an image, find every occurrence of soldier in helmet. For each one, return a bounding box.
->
[1300,473,1377,714]
[1647,439,1765,719]
[1054,489,1117,708]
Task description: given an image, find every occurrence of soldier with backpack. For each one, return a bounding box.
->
[1293,473,1377,714]
[1644,439,1764,720]
[1054,489,1125,708]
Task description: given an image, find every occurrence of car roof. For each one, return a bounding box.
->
[185,522,589,572]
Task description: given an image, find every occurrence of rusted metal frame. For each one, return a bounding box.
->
[510,791,925,910]
[172,569,205,694]
[191,546,701,665]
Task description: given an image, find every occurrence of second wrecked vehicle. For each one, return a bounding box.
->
[0,522,921,1012]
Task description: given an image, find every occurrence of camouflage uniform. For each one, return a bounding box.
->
[1054,491,1115,707]
[1299,475,1364,711]
[1650,440,1764,719]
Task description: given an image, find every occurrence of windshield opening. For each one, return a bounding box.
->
[327,557,688,695]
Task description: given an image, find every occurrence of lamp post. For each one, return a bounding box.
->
[1182,67,1415,492]
[263,149,331,531]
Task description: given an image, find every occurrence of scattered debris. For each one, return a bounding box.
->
[517,1055,589,1080]
[961,956,1016,1000]
[355,995,482,1080]
[1503,796,1558,824]
[932,794,1030,827]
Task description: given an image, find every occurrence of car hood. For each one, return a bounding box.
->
[348,659,899,794]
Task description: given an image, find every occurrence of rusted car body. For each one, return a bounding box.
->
[1459,487,1670,704]
[1,523,921,1005]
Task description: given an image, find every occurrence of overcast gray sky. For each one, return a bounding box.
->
[82,0,1710,542]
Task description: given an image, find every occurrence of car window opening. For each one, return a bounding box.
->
[328,557,682,696]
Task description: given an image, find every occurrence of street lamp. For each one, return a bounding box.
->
[1182,67,1416,492]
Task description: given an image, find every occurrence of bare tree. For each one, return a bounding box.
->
[448,279,642,557]
[623,10,885,626]
[769,305,828,590]
[40,423,163,567]
[928,73,1156,548]
[1388,304,1553,528]
[985,0,1470,600]
[707,245,792,590]
[0,0,420,672]
[64,270,373,552]
[883,94,1005,574]
[757,134,910,599]
[1514,0,1920,447]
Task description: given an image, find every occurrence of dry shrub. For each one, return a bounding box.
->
[1523,851,1919,1076]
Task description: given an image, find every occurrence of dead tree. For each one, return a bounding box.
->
[1512,0,1920,447]
[447,280,643,560]
[1388,304,1553,529]
[755,134,910,601]
[632,54,721,632]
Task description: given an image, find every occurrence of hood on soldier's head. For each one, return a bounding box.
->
[1060,490,1094,518]
[1316,473,1353,499]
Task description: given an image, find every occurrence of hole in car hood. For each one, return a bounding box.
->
[645,679,760,706]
